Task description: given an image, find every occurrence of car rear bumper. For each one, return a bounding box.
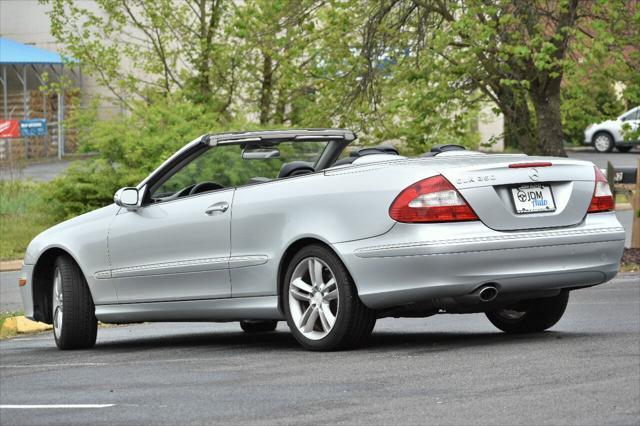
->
[18,264,35,319]
[334,212,625,309]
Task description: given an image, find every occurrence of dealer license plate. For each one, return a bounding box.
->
[511,184,556,214]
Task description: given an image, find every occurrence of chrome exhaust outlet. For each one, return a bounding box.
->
[478,285,499,302]
[448,284,501,308]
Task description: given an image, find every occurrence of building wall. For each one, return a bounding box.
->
[477,104,505,152]
[0,0,122,118]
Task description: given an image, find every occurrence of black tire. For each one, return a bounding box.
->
[283,244,376,351]
[616,146,633,153]
[593,132,614,153]
[52,255,98,349]
[485,291,569,334]
[240,320,278,333]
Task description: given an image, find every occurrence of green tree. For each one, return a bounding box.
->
[44,0,236,112]
[358,0,638,156]
[230,0,322,124]
[46,96,227,217]
[44,0,351,124]
[43,0,639,160]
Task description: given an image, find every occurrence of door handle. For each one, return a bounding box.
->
[205,201,229,215]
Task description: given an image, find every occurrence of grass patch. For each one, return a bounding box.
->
[614,193,629,204]
[0,181,60,260]
[0,311,22,327]
[0,311,23,339]
[620,263,639,273]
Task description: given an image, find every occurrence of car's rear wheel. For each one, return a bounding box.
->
[485,291,569,334]
[283,245,376,351]
[616,146,633,153]
[52,255,98,350]
[240,320,278,333]
[593,132,614,153]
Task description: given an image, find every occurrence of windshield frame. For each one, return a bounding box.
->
[141,137,352,206]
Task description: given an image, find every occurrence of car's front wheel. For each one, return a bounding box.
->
[593,132,614,152]
[52,255,98,349]
[283,245,376,351]
[485,291,569,334]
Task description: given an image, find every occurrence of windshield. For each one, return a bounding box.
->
[151,140,329,200]
[620,108,639,121]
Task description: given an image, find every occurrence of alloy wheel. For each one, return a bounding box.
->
[52,267,63,337]
[288,257,339,340]
[594,134,612,152]
[496,308,526,321]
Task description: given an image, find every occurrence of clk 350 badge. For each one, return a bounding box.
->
[456,174,496,184]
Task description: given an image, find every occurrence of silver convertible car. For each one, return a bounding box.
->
[19,129,625,351]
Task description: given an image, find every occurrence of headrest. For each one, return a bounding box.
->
[278,161,315,178]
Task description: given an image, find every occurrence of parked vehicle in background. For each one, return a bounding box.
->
[19,129,626,351]
[584,106,640,153]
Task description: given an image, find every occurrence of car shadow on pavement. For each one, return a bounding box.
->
[86,328,594,354]
[366,330,576,351]
[93,329,302,352]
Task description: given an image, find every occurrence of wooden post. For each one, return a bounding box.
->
[631,158,640,249]
[607,161,616,209]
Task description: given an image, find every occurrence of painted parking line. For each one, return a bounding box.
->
[0,336,51,342]
[0,357,232,369]
[0,404,115,409]
[0,363,109,368]
[571,301,640,305]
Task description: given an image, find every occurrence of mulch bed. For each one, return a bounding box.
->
[621,248,639,272]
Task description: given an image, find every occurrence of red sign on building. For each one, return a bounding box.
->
[0,120,20,138]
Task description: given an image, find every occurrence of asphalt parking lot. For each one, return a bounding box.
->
[1,148,638,425]
[1,273,638,425]
[566,148,639,169]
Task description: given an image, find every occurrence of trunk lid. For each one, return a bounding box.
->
[433,154,596,231]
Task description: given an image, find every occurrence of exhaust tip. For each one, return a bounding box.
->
[478,285,499,302]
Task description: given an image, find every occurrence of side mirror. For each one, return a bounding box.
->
[114,187,139,210]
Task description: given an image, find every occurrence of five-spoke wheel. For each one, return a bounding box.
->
[51,255,98,349]
[288,257,339,340]
[283,245,376,351]
[52,267,64,338]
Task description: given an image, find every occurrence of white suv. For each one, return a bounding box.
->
[584,106,639,153]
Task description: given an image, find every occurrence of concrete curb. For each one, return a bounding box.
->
[564,146,593,152]
[0,260,22,272]
[0,315,52,339]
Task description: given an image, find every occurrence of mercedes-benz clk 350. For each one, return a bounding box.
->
[18,129,625,351]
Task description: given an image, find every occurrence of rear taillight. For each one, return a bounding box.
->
[389,175,479,223]
[587,166,614,213]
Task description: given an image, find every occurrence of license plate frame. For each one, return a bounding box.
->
[511,183,556,214]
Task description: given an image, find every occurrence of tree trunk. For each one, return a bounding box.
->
[530,79,566,157]
[259,53,273,125]
[499,93,538,155]
[197,0,211,98]
[273,87,287,124]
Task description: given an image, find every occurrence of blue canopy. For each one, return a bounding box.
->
[0,38,72,65]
